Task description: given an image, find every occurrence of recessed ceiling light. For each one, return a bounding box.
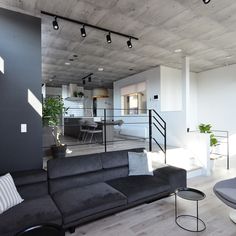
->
[226,56,232,59]
[65,62,71,65]
[174,49,182,53]
[98,67,104,71]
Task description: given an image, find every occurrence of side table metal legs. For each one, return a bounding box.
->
[175,193,206,232]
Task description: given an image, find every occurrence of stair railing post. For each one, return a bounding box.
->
[104,109,107,152]
[227,131,229,170]
[149,109,152,151]
[164,122,167,164]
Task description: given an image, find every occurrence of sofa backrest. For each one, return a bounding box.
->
[11,169,48,200]
[47,148,144,194]
[101,148,144,181]
[47,153,104,194]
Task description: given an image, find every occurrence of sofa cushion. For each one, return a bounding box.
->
[0,195,62,236]
[106,176,170,203]
[11,169,49,200]
[214,178,236,207]
[11,169,47,186]
[101,148,145,182]
[48,153,102,179]
[52,182,127,225]
[101,148,144,169]
[17,182,48,200]
[49,171,103,195]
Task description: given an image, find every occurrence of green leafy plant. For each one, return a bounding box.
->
[77,91,84,97]
[198,123,218,146]
[73,91,84,98]
[42,96,68,146]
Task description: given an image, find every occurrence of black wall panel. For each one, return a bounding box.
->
[0,8,42,174]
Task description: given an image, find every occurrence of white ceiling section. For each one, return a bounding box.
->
[1,0,236,88]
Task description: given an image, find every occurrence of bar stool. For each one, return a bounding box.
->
[85,122,102,143]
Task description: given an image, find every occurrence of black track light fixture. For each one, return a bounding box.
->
[88,76,92,82]
[42,11,139,47]
[80,25,86,37]
[127,37,132,48]
[202,0,211,4]
[83,79,86,85]
[106,32,112,44]
[52,16,59,30]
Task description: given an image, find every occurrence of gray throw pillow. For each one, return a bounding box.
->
[128,152,153,176]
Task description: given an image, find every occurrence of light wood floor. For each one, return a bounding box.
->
[65,156,236,236]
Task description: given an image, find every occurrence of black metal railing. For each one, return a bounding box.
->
[43,108,167,159]
[148,109,167,163]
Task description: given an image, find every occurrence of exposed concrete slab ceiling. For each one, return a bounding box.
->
[1,0,236,88]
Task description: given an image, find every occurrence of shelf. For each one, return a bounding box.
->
[65,97,84,101]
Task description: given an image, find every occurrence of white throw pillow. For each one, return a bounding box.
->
[128,152,153,176]
[0,173,24,214]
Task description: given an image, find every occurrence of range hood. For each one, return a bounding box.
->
[92,88,109,98]
[62,84,84,101]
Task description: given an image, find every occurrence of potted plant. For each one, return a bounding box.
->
[43,96,68,158]
[198,123,218,171]
[77,91,84,98]
[198,123,218,147]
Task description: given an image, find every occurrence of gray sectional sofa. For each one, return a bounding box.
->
[0,148,186,235]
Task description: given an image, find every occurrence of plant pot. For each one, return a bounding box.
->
[51,144,67,158]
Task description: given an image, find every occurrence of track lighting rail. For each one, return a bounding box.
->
[41,10,139,41]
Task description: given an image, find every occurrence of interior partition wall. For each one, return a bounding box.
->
[0,8,42,174]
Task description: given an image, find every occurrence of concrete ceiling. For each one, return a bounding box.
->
[1,0,236,88]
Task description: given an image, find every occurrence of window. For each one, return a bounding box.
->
[121,82,147,115]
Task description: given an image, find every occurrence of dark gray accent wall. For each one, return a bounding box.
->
[0,8,42,174]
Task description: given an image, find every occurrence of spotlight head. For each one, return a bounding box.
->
[83,79,86,85]
[127,37,132,48]
[52,17,59,30]
[106,32,112,43]
[203,0,211,4]
[80,25,86,37]
[88,76,92,82]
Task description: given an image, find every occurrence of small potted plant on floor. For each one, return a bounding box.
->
[43,96,68,158]
[199,123,218,170]
[198,123,218,147]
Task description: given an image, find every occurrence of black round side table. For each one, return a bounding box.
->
[175,187,206,232]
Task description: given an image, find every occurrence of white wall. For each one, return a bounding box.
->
[197,64,236,155]
[113,66,198,147]
[96,89,114,119]
[198,64,236,132]
[114,67,160,139]
[46,87,62,96]
[160,66,182,111]
[160,66,186,147]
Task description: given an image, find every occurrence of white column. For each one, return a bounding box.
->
[182,56,190,131]
[42,84,46,99]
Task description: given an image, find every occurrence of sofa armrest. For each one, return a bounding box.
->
[153,166,187,193]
